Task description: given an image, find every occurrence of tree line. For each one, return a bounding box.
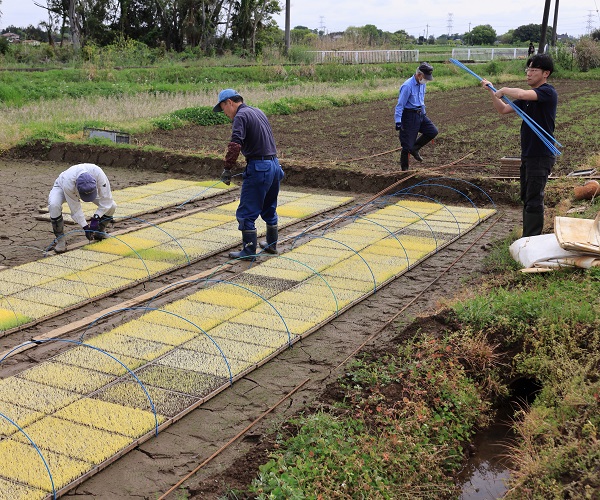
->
[1,0,281,55]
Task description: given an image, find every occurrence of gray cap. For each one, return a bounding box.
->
[76,173,97,202]
[417,62,434,81]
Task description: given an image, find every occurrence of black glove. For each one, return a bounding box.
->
[395,123,402,131]
[220,169,232,185]
[83,225,94,241]
[89,214,100,232]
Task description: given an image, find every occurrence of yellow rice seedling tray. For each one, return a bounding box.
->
[185,287,265,310]
[0,297,60,320]
[0,476,47,500]
[231,310,313,336]
[62,270,133,290]
[13,416,132,464]
[156,348,253,379]
[39,279,109,299]
[266,288,340,314]
[109,321,199,346]
[93,380,199,418]
[53,346,146,376]
[206,323,295,349]
[43,249,121,270]
[138,304,233,333]
[54,398,165,438]
[0,269,55,287]
[11,288,86,308]
[0,307,31,331]
[183,336,277,365]
[251,300,332,324]
[244,265,316,283]
[90,234,164,256]
[0,378,79,414]
[17,262,81,279]
[134,365,228,398]
[83,331,173,362]
[18,362,115,395]
[39,179,234,223]
[0,439,90,493]
[0,402,44,437]
[0,280,29,294]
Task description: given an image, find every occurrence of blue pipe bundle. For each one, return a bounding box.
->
[450,58,562,156]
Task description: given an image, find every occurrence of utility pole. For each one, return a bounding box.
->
[551,0,559,46]
[284,0,290,56]
[468,22,471,46]
[538,0,551,54]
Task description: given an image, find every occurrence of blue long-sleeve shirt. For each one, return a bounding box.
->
[394,75,427,123]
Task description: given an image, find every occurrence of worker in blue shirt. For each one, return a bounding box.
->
[214,89,285,259]
[394,62,439,171]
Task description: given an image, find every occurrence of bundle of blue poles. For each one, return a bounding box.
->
[449,58,562,156]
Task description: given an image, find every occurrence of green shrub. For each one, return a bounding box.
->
[575,37,600,72]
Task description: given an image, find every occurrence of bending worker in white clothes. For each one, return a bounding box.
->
[48,163,117,253]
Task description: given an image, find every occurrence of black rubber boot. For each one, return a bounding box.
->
[51,216,67,253]
[411,134,434,162]
[229,230,257,260]
[94,215,114,240]
[259,225,279,255]
[522,210,544,237]
[400,149,410,171]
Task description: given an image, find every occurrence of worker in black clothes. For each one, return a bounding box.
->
[213,89,285,259]
[528,41,535,56]
[394,62,439,171]
[481,54,558,237]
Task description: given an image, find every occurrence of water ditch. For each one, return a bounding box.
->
[458,377,542,499]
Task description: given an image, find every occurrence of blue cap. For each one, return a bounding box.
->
[76,173,97,202]
[213,89,241,112]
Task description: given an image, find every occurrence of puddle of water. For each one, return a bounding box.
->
[459,419,514,500]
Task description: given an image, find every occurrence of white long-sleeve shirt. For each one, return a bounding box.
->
[53,164,114,227]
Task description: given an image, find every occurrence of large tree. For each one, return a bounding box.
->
[229,0,280,54]
[467,24,497,45]
[513,23,553,43]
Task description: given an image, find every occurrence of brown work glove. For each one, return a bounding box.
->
[225,141,242,169]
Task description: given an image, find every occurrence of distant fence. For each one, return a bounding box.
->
[451,47,531,61]
[307,48,537,64]
[308,50,418,64]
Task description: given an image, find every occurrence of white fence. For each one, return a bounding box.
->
[451,47,532,61]
[308,50,419,64]
[307,48,535,64]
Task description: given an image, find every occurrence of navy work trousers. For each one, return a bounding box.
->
[236,159,285,231]
[399,111,438,152]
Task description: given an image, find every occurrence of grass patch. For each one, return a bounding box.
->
[249,330,500,498]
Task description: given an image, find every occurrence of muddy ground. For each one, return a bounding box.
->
[1,81,587,498]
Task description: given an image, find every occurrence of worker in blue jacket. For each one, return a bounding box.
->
[214,89,285,259]
[394,62,439,171]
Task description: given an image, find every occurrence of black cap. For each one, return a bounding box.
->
[417,62,434,81]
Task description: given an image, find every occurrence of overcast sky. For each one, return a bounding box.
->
[1,0,599,38]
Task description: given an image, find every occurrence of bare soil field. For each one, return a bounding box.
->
[0,81,591,498]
